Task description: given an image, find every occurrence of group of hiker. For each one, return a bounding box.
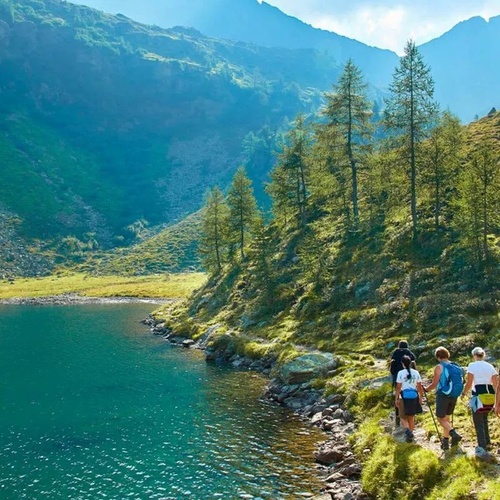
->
[390,340,499,459]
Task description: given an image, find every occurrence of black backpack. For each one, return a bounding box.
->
[390,348,416,376]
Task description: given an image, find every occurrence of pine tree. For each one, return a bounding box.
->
[384,40,439,243]
[198,186,229,273]
[456,139,500,265]
[267,115,311,228]
[423,111,463,230]
[227,166,259,259]
[322,59,373,227]
[248,216,276,306]
[309,123,350,224]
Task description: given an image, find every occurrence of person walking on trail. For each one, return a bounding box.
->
[461,347,499,459]
[390,340,416,427]
[395,355,423,443]
[424,346,462,450]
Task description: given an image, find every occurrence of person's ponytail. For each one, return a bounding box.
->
[402,355,412,380]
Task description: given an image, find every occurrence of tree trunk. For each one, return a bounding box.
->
[347,81,359,228]
[409,62,418,244]
[482,169,488,261]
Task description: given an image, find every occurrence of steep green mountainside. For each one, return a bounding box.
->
[160,111,500,498]
[72,0,398,88]
[0,205,54,278]
[0,0,336,255]
[76,212,202,275]
[74,0,500,122]
[167,111,500,364]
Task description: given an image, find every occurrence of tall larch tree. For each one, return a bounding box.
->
[227,166,259,259]
[423,110,463,230]
[322,59,373,228]
[456,139,500,265]
[267,115,311,228]
[383,40,439,243]
[309,123,350,224]
[198,186,229,273]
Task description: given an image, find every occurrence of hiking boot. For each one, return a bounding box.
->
[441,438,450,450]
[475,447,491,460]
[405,429,414,443]
[450,429,462,446]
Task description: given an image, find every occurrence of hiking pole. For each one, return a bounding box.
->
[423,388,442,441]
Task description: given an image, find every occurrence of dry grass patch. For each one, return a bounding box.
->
[0,272,207,299]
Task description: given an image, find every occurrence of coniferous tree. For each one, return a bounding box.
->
[248,216,277,308]
[322,59,373,227]
[227,166,259,259]
[267,115,311,228]
[242,126,279,206]
[422,111,463,230]
[309,124,349,224]
[384,40,439,243]
[456,139,500,265]
[198,186,229,273]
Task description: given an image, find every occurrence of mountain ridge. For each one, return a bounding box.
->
[71,0,398,88]
[73,0,500,122]
[0,0,333,259]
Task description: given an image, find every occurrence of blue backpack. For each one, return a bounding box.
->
[438,362,464,398]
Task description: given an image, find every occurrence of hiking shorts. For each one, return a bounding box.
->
[399,397,422,418]
[436,393,457,418]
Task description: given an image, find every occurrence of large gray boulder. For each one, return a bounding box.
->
[279,352,337,384]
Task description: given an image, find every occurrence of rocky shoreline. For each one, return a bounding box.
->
[144,315,367,500]
[0,293,174,306]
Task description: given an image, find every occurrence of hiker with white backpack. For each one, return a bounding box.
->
[424,346,463,450]
[461,347,499,459]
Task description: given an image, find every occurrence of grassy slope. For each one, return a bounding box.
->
[0,0,328,250]
[0,113,116,240]
[0,272,206,299]
[158,115,500,498]
[75,212,202,275]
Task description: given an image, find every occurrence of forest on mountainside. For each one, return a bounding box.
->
[176,42,500,362]
[0,0,333,273]
[1,0,499,282]
[160,44,500,499]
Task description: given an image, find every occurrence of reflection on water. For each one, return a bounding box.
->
[0,304,325,499]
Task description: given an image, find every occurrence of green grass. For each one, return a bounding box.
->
[0,272,207,299]
[0,112,117,239]
[78,213,202,275]
[351,409,500,500]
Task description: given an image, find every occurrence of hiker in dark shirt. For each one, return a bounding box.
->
[390,340,416,427]
[390,340,416,387]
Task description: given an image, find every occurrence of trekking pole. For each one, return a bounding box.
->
[423,388,441,440]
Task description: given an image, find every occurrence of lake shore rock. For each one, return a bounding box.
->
[0,294,173,306]
[145,317,367,500]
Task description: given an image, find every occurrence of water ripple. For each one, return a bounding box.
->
[0,305,325,499]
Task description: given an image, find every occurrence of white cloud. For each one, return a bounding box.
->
[264,0,500,53]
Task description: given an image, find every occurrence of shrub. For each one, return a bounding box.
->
[352,384,393,415]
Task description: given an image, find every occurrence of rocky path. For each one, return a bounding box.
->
[388,399,500,464]
[146,323,500,498]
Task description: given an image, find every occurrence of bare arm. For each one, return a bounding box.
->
[417,381,423,402]
[424,365,442,392]
[493,374,500,416]
[461,372,474,398]
[395,381,402,405]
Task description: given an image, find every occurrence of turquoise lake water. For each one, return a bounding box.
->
[0,304,325,499]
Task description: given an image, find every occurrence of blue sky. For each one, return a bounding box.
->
[260,0,500,52]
